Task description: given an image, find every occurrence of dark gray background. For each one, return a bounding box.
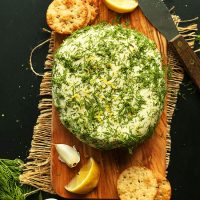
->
[0,0,200,199]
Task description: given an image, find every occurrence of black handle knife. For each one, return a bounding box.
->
[138,0,200,90]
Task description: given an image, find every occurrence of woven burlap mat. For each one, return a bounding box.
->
[19,15,199,194]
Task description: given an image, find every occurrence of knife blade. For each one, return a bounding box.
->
[139,0,200,91]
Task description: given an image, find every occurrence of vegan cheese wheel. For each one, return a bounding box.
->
[52,24,166,150]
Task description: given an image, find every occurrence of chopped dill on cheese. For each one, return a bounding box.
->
[52,24,166,150]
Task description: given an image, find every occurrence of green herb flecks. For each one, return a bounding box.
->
[116,14,122,23]
[196,35,200,44]
[52,24,166,150]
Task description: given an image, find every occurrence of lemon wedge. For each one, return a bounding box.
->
[65,157,100,194]
[104,0,138,13]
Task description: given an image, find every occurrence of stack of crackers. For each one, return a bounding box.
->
[117,166,171,200]
[46,0,98,34]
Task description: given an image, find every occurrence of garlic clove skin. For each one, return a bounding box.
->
[55,144,80,168]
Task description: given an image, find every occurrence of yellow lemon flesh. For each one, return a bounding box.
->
[65,157,100,194]
[104,0,138,13]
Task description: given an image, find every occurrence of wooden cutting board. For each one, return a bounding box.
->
[51,1,168,199]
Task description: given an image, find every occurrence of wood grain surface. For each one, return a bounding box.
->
[51,1,168,199]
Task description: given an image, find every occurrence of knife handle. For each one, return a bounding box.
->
[171,35,200,90]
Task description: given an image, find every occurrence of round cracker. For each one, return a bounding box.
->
[87,0,98,24]
[117,166,158,200]
[84,1,92,26]
[46,0,88,34]
[155,178,171,200]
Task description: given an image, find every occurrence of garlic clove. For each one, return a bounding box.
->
[58,156,66,163]
[55,144,80,168]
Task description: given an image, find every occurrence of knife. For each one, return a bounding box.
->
[138,0,200,90]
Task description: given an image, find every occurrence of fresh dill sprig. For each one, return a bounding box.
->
[0,159,39,200]
[196,35,200,44]
[38,191,43,200]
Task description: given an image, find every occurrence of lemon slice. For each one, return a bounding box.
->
[65,157,100,194]
[104,0,138,13]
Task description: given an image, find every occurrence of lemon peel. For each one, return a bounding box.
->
[65,157,100,194]
[104,0,138,13]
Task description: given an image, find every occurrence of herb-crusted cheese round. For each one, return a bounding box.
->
[52,24,166,150]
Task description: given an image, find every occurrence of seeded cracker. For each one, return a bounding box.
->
[87,0,98,24]
[46,0,88,34]
[84,0,92,26]
[83,0,98,26]
[155,177,171,200]
[117,166,158,200]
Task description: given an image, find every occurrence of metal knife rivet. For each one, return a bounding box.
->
[190,59,195,65]
[177,41,183,47]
